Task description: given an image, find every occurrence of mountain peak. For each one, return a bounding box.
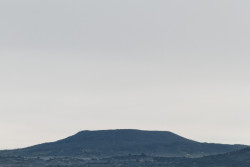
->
[0,129,246,158]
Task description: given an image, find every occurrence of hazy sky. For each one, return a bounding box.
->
[0,0,250,149]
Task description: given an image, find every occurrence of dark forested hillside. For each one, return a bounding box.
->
[0,129,245,157]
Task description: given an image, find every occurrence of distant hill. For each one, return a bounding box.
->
[193,147,250,167]
[0,129,246,158]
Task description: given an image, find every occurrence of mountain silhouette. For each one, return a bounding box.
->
[0,129,246,157]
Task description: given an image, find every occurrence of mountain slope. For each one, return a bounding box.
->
[0,129,246,157]
[84,147,250,167]
[193,147,250,166]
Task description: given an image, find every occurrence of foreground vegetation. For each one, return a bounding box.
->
[1,148,250,167]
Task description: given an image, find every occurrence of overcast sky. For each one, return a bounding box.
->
[0,0,250,149]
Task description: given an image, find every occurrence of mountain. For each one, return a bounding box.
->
[0,129,246,158]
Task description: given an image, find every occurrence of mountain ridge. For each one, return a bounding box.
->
[0,129,246,158]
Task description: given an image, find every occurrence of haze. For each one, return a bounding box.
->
[0,0,250,149]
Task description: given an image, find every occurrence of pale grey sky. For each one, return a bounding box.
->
[0,0,250,149]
